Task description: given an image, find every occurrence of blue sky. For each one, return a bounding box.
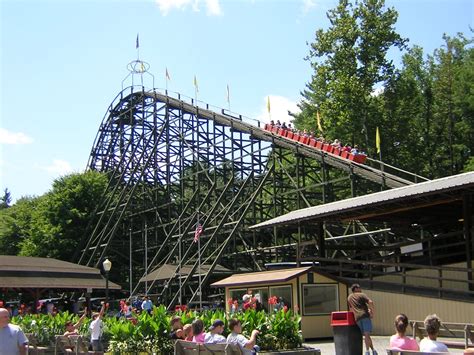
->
[1,0,473,201]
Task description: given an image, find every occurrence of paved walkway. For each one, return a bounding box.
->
[304,335,467,354]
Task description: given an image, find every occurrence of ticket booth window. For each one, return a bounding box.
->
[302,284,338,315]
[269,285,292,310]
[229,288,247,303]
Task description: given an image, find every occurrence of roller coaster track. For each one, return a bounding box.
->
[144,91,427,189]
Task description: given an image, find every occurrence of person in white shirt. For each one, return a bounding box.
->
[419,314,449,353]
[89,303,106,353]
[226,318,259,355]
[141,296,153,314]
[204,319,226,344]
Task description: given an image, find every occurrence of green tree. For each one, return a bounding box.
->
[0,188,12,209]
[380,46,435,177]
[0,196,38,254]
[295,0,407,154]
[12,171,109,259]
[428,33,473,176]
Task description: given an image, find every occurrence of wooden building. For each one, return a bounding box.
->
[211,266,348,339]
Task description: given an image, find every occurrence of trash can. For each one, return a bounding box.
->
[331,311,362,355]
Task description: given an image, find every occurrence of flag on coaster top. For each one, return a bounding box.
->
[166,68,171,81]
[194,75,199,92]
[136,34,139,49]
[194,224,203,243]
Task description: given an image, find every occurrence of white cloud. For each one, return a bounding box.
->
[41,159,74,175]
[302,0,316,14]
[0,128,33,145]
[155,0,222,16]
[257,95,300,124]
[205,0,222,16]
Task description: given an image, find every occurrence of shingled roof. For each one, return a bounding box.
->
[0,255,121,290]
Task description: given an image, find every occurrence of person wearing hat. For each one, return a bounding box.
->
[204,319,226,344]
[242,294,251,310]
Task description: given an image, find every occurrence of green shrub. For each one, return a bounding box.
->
[11,307,301,352]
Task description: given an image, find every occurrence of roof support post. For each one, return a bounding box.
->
[318,222,325,259]
[463,193,473,291]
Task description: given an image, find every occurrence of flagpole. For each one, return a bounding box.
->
[129,226,133,296]
[144,221,148,295]
[227,84,231,111]
[178,219,182,305]
[197,214,202,310]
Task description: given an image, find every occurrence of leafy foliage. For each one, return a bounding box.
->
[11,307,301,352]
[296,0,473,178]
[0,171,108,259]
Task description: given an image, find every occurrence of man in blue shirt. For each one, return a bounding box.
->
[0,308,28,355]
[141,296,153,314]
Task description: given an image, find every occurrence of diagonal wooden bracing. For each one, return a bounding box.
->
[79,87,418,306]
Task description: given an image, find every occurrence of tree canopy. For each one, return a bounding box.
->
[0,171,108,259]
[295,0,473,178]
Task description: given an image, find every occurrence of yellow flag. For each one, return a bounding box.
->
[316,111,323,132]
[267,96,271,114]
[194,75,199,93]
[166,68,171,81]
[376,126,381,154]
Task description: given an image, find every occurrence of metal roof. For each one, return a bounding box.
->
[140,263,231,283]
[0,256,121,290]
[211,266,312,287]
[250,172,474,229]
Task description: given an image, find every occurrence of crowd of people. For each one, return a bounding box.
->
[267,120,365,156]
[171,316,260,354]
[2,285,473,354]
[348,283,474,355]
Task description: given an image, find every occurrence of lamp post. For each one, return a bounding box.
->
[103,258,112,305]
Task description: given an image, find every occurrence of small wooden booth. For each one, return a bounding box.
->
[211,266,347,339]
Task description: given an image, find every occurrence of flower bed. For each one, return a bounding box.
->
[12,306,302,353]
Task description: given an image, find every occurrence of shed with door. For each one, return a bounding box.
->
[211,266,348,339]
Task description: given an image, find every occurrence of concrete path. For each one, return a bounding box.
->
[304,335,467,355]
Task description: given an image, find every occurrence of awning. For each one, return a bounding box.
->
[140,263,231,283]
[211,266,312,287]
[250,172,474,229]
[0,255,121,290]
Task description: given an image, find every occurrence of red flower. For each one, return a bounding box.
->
[283,305,288,313]
[227,298,234,305]
[268,296,278,305]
